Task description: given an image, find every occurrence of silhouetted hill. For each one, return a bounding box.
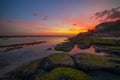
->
[77,20,120,37]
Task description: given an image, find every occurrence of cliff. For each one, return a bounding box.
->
[77,20,120,37]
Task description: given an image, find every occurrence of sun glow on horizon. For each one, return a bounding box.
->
[0,0,119,36]
[30,27,88,36]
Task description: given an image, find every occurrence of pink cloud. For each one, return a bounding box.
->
[0,18,60,30]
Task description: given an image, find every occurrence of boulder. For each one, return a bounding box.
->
[36,67,92,80]
[41,53,75,71]
[73,53,118,70]
[8,59,42,80]
[54,42,74,52]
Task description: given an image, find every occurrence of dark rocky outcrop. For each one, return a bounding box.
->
[92,20,120,37]
[77,20,120,37]
[54,42,74,52]
[55,37,120,57]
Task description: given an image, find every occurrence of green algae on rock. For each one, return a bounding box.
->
[74,53,120,70]
[9,59,42,79]
[54,42,74,52]
[1,53,120,80]
[91,38,120,46]
[36,67,92,80]
[48,53,74,65]
[41,53,75,71]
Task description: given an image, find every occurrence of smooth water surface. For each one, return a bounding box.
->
[0,37,67,75]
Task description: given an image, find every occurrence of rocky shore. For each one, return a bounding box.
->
[1,53,120,80]
[1,36,119,80]
[55,37,120,56]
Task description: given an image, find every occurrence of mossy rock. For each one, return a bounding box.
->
[9,59,41,79]
[41,53,74,70]
[92,38,120,46]
[110,50,120,56]
[36,67,92,80]
[70,37,91,49]
[48,53,74,65]
[54,42,74,52]
[74,53,119,70]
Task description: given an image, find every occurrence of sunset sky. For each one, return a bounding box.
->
[0,0,120,36]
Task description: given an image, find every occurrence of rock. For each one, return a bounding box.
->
[8,59,42,80]
[77,43,90,49]
[76,38,91,49]
[77,20,120,37]
[54,37,92,52]
[109,50,120,56]
[35,67,92,80]
[95,46,110,52]
[41,53,75,71]
[2,53,74,80]
[92,38,120,46]
[73,53,118,71]
[54,42,74,52]
[92,20,120,37]
[2,53,120,80]
[47,48,52,51]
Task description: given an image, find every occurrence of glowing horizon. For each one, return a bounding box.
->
[0,0,120,36]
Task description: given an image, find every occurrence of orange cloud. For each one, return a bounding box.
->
[62,17,97,32]
[94,6,120,22]
[0,18,59,30]
[0,18,98,36]
[0,18,79,35]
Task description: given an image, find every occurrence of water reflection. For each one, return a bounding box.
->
[69,45,108,56]
[0,37,67,76]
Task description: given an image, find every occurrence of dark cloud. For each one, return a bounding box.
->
[7,20,12,22]
[7,19,15,23]
[33,12,38,16]
[72,24,77,26]
[94,6,120,21]
[32,12,48,21]
[42,16,48,20]
[107,10,120,19]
